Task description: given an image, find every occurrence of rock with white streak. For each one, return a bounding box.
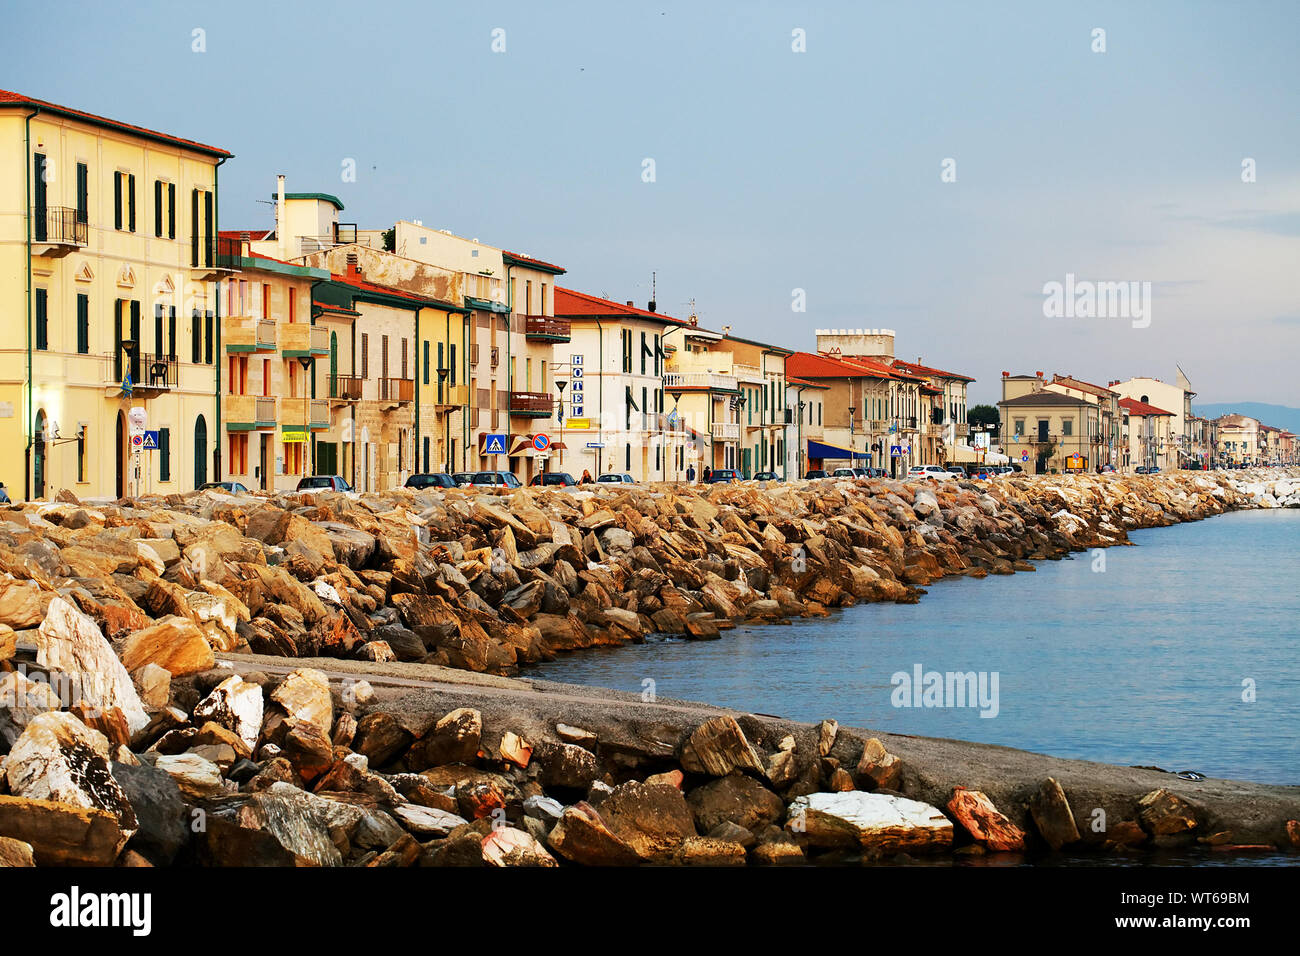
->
[270,668,333,738]
[481,826,557,867]
[192,675,263,752]
[786,791,953,852]
[34,598,149,735]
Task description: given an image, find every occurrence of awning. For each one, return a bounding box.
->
[808,439,869,460]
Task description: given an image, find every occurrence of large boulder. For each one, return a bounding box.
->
[191,676,264,753]
[0,795,123,866]
[679,715,765,777]
[120,616,215,677]
[548,801,641,866]
[597,781,697,862]
[686,774,785,833]
[786,792,953,852]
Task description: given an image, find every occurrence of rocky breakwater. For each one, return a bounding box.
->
[0,469,1288,684]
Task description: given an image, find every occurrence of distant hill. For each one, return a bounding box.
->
[1194,402,1300,432]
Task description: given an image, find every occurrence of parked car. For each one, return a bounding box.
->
[1134,465,1162,474]
[472,471,523,488]
[752,471,781,481]
[1097,464,1117,474]
[529,472,578,487]
[404,473,456,490]
[803,470,828,479]
[907,464,956,481]
[597,473,636,484]
[946,465,967,476]
[199,480,251,494]
[706,468,742,483]
[864,467,888,478]
[831,467,857,478]
[450,472,476,487]
[296,475,352,492]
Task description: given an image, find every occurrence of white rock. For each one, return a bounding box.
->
[192,676,263,752]
[155,752,226,798]
[787,791,953,851]
[392,803,468,837]
[34,597,149,734]
[270,668,333,737]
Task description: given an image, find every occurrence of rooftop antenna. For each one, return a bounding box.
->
[648,271,656,313]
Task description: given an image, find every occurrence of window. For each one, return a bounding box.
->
[449,344,456,385]
[541,283,547,314]
[75,163,88,225]
[35,289,48,350]
[1014,418,1025,437]
[382,334,389,380]
[525,280,533,313]
[159,428,171,482]
[114,172,135,231]
[204,310,214,364]
[1062,418,1073,437]
[76,293,89,354]
[229,433,248,474]
[640,332,647,375]
[154,180,164,237]
[167,183,175,238]
[154,304,164,359]
[401,337,409,379]
[190,189,199,265]
[191,309,201,363]
[168,306,176,359]
[262,283,271,319]
[424,341,430,385]
[288,288,296,324]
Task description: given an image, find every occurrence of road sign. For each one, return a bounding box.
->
[890,445,903,457]
[533,433,551,452]
[142,430,159,450]
[1021,451,1030,462]
[535,452,550,462]
[282,429,307,443]
[130,433,143,448]
[484,433,507,455]
[585,441,605,449]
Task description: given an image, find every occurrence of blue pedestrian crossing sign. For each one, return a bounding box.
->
[484,433,507,455]
[142,430,160,450]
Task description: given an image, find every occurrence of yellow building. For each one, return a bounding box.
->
[1,89,232,500]
[215,249,331,491]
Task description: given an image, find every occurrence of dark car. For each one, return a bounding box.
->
[706,468,741,483]
[296,475,353,492]
[1134,465,1161,474]
[752,471,781,481]
[199,480,250,494]
[405,473,456,490]
[529,472,578,487]
[804,469,828,479]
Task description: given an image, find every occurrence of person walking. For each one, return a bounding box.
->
[580,469,593,484]
[686,464,696,484]
[702,466,712,483]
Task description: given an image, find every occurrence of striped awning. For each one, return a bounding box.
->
[808,439,869,460]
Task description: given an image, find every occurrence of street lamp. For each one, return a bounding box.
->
[671,390,683,482]
[555,380,567,472]
[437,367,449,471]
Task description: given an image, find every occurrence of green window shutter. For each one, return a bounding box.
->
[154,181,163,237]
[77,293,89,354]
[423,341,430,385]
[35,289,47,350]
[127,174,136,232]
[190,190,199,266]
[167,183,176,238]
[168,307,176,359]
[204,310,213,364]
[114,299,124,381]
[114,173,123,230]
[159,428,171,482]
[203,192,213,267]
[191,309,201,364]
[76,163,88,224]
[449,344,456,385]
[155,304,164,359]
[129,300,141,383]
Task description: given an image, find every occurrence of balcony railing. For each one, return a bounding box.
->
[436,384,469,407]
[509,391,553,417]
[711,422,741,441]
[225,395,277,429]
[105,351,177,391]
[215,235,243,272]
[281,323,330,355]
[733,363,764,383]
[664,371,739,392]
[280,397,331,429]
[379,378,414,404]
[330,375,363,401]
[523,315,571,342]
[224,315,278,353]
[256,318,276,349]
[33,206,88,249]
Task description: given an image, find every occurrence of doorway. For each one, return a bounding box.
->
[34,410,47,499]
[194,415,208,486]
[259,434,271,491]
[116,411,126,498]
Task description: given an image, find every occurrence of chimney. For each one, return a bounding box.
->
[648,300,656,312]
[626,300,634,307]
[346,252,360,277]
[1001,371,1009,378]
[276,175,287,261]
[1036,371,1044,378]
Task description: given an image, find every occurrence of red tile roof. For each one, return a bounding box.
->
[1119,397,1174,417]
[1,88,232,157]
[219,229,273,243]
[787,376,829,389]
[1050,374,1117,398]
[503,251,566,275]
[554,287,686,325]
[787,351,899,381]
[891,359,975,383]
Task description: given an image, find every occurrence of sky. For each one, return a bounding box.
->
[4,0,1297,407]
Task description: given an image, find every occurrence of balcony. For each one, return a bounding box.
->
[379,378,414,406]
[435,383,470,408]
[103,351,177,395]
[225,395,277,431]
[223,316,278,353]
[509,391,554,417]
[523,315,571,342]
[711,422,741,441]
[193,236,243,280]
[281,323,330,357]
[733,363,765,384]
[329,374,363,402]
[32,206,88,257]
[664,371,739,393]
[281,397,330,430]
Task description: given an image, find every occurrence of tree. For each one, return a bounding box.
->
[968,404,1000,429]
[381,227,395,252]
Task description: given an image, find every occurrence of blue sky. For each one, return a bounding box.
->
[5,0,1297,406]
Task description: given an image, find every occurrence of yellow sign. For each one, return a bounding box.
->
[282,429,308,443]
[1065,453,1086,471]
[566,418,591,430]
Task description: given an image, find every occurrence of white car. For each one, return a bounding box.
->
[907,464,956,481]
[597,473,635,484]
